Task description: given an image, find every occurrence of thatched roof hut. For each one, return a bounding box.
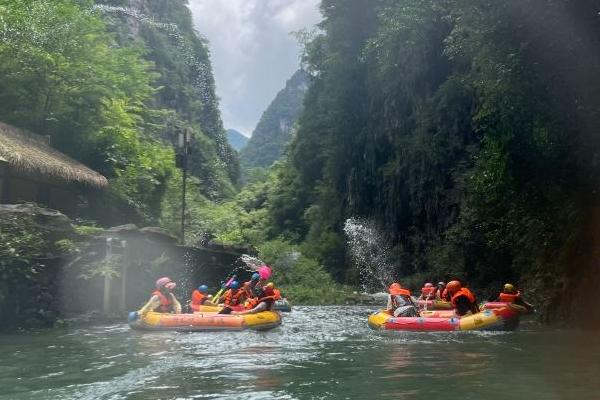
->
[0,122,108,189]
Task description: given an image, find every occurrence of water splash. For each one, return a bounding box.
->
[343,217,395,292]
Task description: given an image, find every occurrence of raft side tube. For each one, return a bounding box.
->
[129,311,282,332]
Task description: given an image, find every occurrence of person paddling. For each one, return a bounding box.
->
[136,277,182,317]
[495,283,534,310]
[446,280,479,316]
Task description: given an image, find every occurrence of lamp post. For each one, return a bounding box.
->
[176,127,192,244]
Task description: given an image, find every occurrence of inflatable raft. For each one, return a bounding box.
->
[368,305,520,332]
[195,304,245,313]
[481,301,532,314]
[129,311,281,332]
[273,299,292,312]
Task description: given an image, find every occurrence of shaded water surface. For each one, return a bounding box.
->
[1,307,599,399]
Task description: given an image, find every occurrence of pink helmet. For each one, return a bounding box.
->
[259,265,272,280]
[156,277,176,290]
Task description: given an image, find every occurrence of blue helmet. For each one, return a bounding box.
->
[251,273,260,281]
[198,284,208,293]
[229,280,240,289]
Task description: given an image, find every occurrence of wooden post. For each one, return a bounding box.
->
[120,240,128,311]
[103,238,112,313]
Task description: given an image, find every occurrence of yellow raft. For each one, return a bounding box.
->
[129,311,281,332]
[368,305,520,332]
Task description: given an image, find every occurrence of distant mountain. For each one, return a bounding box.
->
[227,129,249,151]
[240,69,309,171]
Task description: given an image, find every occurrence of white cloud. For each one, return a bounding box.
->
[188,0,321,136]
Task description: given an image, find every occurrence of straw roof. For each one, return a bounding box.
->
[0,122,108,189]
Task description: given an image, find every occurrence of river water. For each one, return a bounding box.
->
[1,306,599,399]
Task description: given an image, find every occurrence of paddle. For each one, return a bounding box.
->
[212,274,236,305]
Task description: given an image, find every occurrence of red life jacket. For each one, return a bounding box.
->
[273,288,282,301]
[224,289,244,306]
[152,290,173,313]
[498,291,521,303]
[451,287,476,307]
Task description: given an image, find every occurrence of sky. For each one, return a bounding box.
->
[188,0,322,137]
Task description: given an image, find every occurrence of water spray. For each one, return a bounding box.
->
[343,217,396,293]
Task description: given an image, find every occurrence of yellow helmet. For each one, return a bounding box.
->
[503,283,516,293]
[267,282,275,288]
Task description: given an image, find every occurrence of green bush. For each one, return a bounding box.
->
[257,239,354,305]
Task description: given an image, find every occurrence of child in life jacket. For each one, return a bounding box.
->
[190,284,218,311]
[386,283,418,317]
[137,277,182,317]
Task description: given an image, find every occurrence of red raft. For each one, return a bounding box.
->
[481,301,533,314]
[369,305,521,332]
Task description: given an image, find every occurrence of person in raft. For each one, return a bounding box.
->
[446,280,479,316]
[222,280,245,307]
[232,285,276,315]
[418,282,436,301]
[190,284,217,311]
[495,283,534,310]
[240,273,261,304]
[435,281,449,301]
[386,283,419,317]
[137,277,182,316]
[267,282,282,300]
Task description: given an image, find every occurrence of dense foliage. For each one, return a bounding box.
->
[255,0,600,312]
[0,0,238,229]
[240,70,308,174]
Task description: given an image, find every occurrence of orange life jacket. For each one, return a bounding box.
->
[390,288,411,297]
[191,290,207,308]
[223,289,244,306]
[152,290,173,313]
[451,287,476,307]
[498,291,521,303]
[245,297,259,310]
[273,288,282,301]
